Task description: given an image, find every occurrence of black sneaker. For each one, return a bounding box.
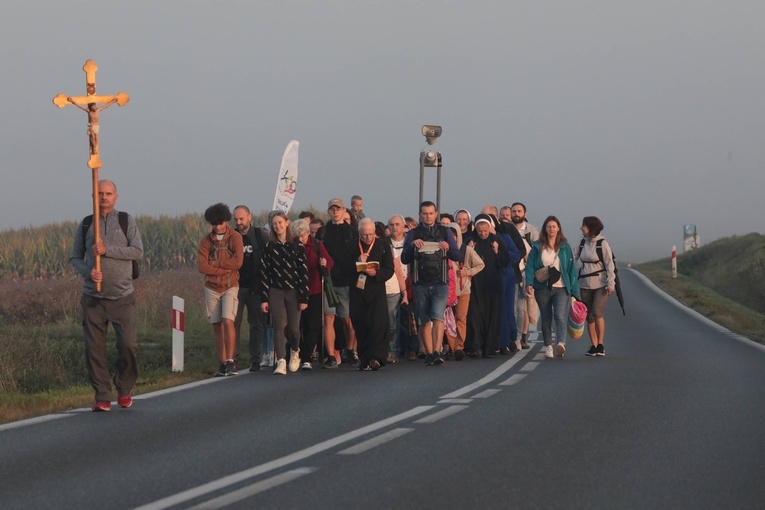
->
[424,353,436,366]
[585,346,598,356]
[433,353,445,365]
[249,362,261,372]
[454,349,465,361]
[322,357,338,369]
[351,350,359,365]
[226,361,238,376]
[214,363,227,377]
[596,344,605,357]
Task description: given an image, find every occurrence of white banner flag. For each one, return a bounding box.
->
[272,140,299,213]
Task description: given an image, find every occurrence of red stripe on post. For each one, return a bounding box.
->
[173,310,185,332]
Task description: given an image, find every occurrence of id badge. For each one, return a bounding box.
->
[356,273,367,290]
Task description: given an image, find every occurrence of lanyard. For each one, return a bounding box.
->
[359,238,376,257]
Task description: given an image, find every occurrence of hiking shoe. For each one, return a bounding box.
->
[274,358,287,375]
[322,357,338,369]
[370,359,381,371]
[301,361,313,371]
[454,349,465,361]
[214,363,227,377]
[544,345,554,359]
[288,349,301,373]
[521,338,530,349]
[556,344,566,358]
[249,362,261,372]
[226,360,238,375]
[596,344,605,357]
[585,346,598,357]
[92,401,111,412]
[117,393,132,408]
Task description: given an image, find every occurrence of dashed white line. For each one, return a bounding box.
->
[520,362,540,372]
[471,389,501,399]
[439,347,534,399]
[414,405,468,424]
[338,428,414,455]
[499,374,527,386]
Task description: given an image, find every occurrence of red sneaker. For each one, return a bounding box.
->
[117,394,133,408]
[92,401,111,412]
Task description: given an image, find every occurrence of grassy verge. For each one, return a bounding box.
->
[633,261,765,345]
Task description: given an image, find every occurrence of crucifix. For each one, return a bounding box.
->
[54,60,130,292]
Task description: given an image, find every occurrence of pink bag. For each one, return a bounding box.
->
[567,297,588,339]
[444,306,457,338]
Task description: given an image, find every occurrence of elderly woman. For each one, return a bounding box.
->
[468,215,511,358]
[292,219,334,370]
[348,218,395,370]
[525,216,580,359]
[260,212,309,375]
[575,216,615,357]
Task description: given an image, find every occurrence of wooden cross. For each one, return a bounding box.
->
[53,60,129,292]
[53,59,129,170]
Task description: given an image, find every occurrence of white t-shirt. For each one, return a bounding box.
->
[385,238,406,295]
[541,246,564,288]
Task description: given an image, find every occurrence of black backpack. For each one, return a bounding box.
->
[578,238,624,315]
[81,212,140,279]
[412,225,449,284]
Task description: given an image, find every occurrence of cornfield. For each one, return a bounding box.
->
[0,208,324,281]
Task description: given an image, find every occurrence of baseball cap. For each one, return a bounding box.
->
[327,198,345,210]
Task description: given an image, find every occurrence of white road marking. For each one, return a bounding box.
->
[132,406,433,510]
[520,362,540,372]
[338,428,414,455]
[186,468,316,509]
[439,347,534,399]
[414,405,469,424]
[471,388,501,398]
[437,398,473,404]
[499,374,527,386]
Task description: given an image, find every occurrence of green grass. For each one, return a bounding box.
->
[634,233,765,344]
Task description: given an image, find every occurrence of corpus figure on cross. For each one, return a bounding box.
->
[67,97,118,157]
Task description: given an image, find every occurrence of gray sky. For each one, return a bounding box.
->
[2,1,763,262]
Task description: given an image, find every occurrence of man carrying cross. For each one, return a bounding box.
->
[71,180,144,412]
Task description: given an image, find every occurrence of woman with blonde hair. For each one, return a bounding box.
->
[260,212,309,375]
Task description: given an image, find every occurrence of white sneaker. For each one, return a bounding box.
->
[288,349,301,373]
[273,358,287,375]
[556,343,566,358]
[301,361,312,371]
[514,339,522,351]
[544,345,554,359]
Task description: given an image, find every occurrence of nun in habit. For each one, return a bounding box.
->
[468,216,511,358]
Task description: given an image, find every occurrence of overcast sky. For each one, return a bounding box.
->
[2,1,763,262]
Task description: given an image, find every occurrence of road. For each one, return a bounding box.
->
[2,269,764,510]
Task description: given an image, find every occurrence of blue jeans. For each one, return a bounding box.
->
[534,287,570,347]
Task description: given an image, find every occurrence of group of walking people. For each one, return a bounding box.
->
[196,196,619,377]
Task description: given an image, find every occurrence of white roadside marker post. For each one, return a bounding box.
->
[172,296,185,372]
[671,245,677,279]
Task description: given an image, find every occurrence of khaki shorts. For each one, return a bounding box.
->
[204,286,239,323]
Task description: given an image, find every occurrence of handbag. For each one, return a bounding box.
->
[534,265,561,285]
[323,272,341,308]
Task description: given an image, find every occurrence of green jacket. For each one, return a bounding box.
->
[525,241,580,299]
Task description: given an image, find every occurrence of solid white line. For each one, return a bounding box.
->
[439,347,534,399]
[338,428,414,455]
[499,374,527,386]
[414,405,468,424]
[520,362,540,372]
[0,413,71,432]
[186,468,316,509]
[471,389,501,399]
[629,269,765,353]
[132,405,433,510]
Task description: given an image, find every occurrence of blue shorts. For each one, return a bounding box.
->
[414,283,448,326]
[323,285,351,319]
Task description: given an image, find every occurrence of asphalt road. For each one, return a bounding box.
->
[2,269,764,510]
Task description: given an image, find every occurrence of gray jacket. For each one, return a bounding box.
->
[71,209,143,299]
[575,235,615,291]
